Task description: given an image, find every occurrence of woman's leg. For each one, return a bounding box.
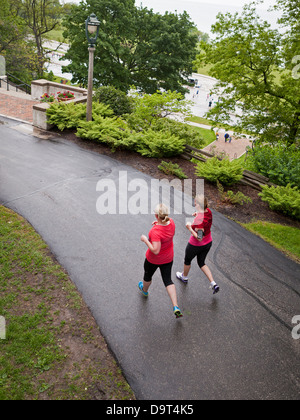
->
[201,264,214,283]
[142,259,157,292]
[160,262,182,315]
[177,243,197,280]
[166,284,179,308]
[183,264,191,278]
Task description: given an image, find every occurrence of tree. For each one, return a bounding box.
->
[21,0,62,77]
[0,0,39,83]
[198,1,300,146]
[62,0,198,94]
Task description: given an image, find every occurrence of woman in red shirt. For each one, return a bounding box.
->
[176,195,219,294]
[140,204,183,318]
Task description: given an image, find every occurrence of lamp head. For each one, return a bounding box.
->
[85,13,100,47]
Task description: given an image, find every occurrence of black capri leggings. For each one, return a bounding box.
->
[143,259,174,287]
[184,242,212,268]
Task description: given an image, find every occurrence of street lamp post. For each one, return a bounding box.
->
[85,13,100,121]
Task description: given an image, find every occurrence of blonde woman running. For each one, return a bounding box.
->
[140,204,183,318]
[176,195,219,294]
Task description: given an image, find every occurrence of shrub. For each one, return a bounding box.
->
[195,157,243,185]
[93,86,134,116]
[258,184,300,220]
[217,181,252,205]
[135,130,186,158]
[158,161,187,179]
[151,118,205,149]
[46,102,113,131]
[249,143,300,188]
[76,115,136,152]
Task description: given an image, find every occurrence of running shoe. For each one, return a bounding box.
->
[173,306,183,318]
[176,272,188,284]
[138,281,148,297]
[212,284,220,295]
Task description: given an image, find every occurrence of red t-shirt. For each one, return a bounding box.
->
[189,209,213,247]
[146,219,175,265]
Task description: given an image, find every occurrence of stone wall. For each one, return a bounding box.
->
[32,97,87,131]
[31,79,88,130]
[31,79,87,101]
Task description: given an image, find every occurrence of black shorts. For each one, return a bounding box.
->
[184,242,212,268]
[143,259,174,287]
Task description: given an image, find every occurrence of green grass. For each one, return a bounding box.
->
[0,206,134,400]
[44,29,67,44]
[188,125,216,147]
[242,221,300,263]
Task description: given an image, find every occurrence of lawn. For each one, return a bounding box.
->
[242,221,300,263]
[0,206,134,400]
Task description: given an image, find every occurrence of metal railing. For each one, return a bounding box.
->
[0,73,31,95]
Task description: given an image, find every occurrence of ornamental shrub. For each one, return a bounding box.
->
[46,102,114,131]
[258,184,300,220]
[249,143,300,188]
[135,129,186,158]
[76,115,135,152]
[158,161,188,179]
[195,157,243,185]
[93,86,134,116]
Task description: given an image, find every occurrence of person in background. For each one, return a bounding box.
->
[140,204,183,318]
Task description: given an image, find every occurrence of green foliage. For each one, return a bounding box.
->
[217,181,252,205]
[62,0,198,93]
[126,90,192,129]
[195,157,244,185]
[158,161,188,179]
[151,118,204,149]
[198,2,300,145]
[258,184,300,220]
[46,94,195,158]
[93,86,134,116]
[76,115,135,152]
[46,102,114,131]
[134,130,186,158]
[248,143,300,188]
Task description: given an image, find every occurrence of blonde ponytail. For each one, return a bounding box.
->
[154,203,170,223]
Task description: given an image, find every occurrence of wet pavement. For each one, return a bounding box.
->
[0,116,299,400]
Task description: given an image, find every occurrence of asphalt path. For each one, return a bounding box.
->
[0,117,299,400]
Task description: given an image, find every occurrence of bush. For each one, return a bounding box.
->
[195,157,243,185]
[249,143,300,188]
[217,181,252,205]
[76,115,136,152]
[258,184,300,220]
[46,102,114,131]
[151,118,205,149]
[135,130,186,158]
[93,86,134,116]
[158,161,188,179]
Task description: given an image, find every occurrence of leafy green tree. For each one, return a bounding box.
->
[198,1,300,146]
[0,0,39,83]
[62,0,198,94]
[93,86,134,116]
[21,0,63,77]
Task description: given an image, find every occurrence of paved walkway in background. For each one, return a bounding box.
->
[203,131,252,160]
[0,90,39,123]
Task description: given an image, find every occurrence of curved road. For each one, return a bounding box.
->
[0,117,299,400]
